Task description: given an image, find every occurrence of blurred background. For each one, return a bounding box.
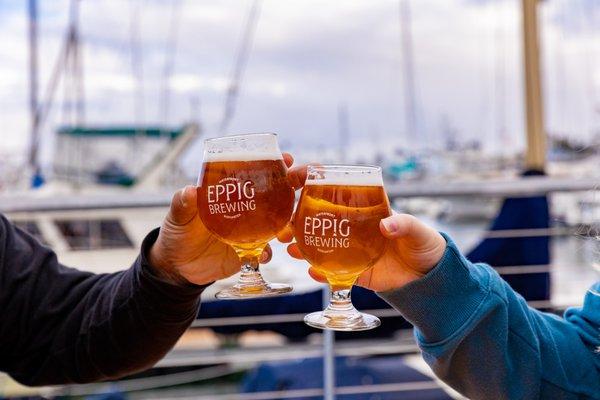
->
[0,0,599,399]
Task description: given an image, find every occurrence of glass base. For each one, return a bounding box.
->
[215,283,293,299]
[304,310,381,331]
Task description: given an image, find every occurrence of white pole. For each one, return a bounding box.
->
[323,287,335,400]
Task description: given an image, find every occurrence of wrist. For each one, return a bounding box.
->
[380,269,427,292]
[411,231,448,278]
[378,234,489,343]
[385,231,447,292]
[148,240,191,286]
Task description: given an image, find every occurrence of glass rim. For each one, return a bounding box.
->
[307,164,382,174]
[204,132,277,144]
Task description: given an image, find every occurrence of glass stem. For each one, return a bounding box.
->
[323,287,360,320]
[236,255,267,289]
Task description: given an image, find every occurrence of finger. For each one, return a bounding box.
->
[260,245,273,264]
[355,269,373,288]
[276,221,295,243]
[167,185,198,226]
[287,243,304,259]
[282,152,294,168]
[308,267,327,283]
[379,213,437,245]
[287,164,309,190]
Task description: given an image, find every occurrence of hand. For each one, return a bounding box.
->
[280,211,446,293]
[148,153,298,286]
[358,213,446,291]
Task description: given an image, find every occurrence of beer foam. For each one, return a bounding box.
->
[203,133,283,162]
[203,150,283,162]
[305,170,384,186]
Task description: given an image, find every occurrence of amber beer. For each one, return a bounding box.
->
[295,183,391,289]
[297,165,391,330]
[196,133,294,299]
[198,158,294,252]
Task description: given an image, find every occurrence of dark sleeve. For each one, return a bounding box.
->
[0,215,207,386]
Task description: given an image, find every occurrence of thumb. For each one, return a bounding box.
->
[167,185,198,226]
[379,213,437,245]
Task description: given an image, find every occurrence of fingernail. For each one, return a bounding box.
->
[260,251,269,262]
[381,218,398,233]
[180,188,188,208]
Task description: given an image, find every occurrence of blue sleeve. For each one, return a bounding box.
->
[378,234,600,400]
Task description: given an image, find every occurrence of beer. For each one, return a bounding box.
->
[196,133,294,299]
[295,184,390,289]
[198,158,294,253]
[297,165,391,331]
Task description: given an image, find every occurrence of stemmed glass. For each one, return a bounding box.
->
[294,165,391,330]
[197,133,295,299]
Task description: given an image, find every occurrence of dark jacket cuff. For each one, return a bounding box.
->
[378,232,491,344]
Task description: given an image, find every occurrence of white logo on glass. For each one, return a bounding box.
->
[303,212,350,253]
[207,177,256,219]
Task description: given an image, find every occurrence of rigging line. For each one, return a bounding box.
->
[73,0,84,125]
[36,19,71,131]
[129,0,145,126]
[60,44,71,127]
[27,0,39,170]
[474,3,489,152]
[218,0,262,135]
[554,0,567,137]
[60,0,81,127]
[338,103,350,163]
[160,0,183,126]
[494,0,509,151]
[399,0,420,148]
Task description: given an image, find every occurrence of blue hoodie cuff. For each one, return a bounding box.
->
[378,232,491,344]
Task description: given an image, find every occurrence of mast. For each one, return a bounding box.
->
[399,0,418,145]
[338,103,350,163]
[219,0,261,134]
[521,0,546,171]
[63,0,84,126]
[72,0,84,125]
[28,0,40,171]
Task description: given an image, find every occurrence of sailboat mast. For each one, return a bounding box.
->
[521,0,546,171]
[28,0,40,171]
[219,0,261,135]
[399,0,418,143]
[338,103,349,163]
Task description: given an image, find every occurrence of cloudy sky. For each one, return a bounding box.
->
[0,0,599,168]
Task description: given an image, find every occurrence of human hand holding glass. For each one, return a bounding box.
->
[148,185,273,287]
[291,165,391,330]
[279,165,447,330]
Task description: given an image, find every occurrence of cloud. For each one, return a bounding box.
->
[169,73,228,93]
[0,0,599,169]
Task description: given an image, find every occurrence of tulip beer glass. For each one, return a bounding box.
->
[294,165,391,330]
[197,133,295,299]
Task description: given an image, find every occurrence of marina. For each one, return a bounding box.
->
[1,0,599,399]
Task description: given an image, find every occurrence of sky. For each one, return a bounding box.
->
[0,0,599,170]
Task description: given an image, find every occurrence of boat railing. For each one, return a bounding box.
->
[1,175,599,212]
[4,175,598,399]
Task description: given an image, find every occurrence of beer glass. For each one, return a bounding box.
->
[197,133,295,299]
[294,165,391,330]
